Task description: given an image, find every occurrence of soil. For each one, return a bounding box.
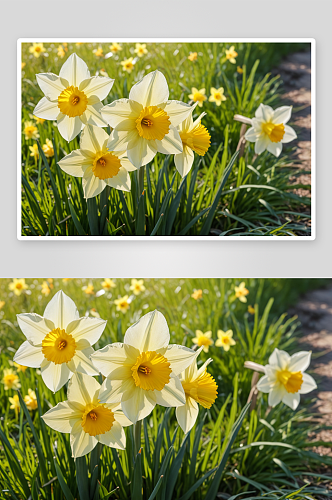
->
[289,286,332,458]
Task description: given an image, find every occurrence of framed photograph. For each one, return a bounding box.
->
[18,39,315,239]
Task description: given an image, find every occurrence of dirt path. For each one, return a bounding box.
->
[273,50,312,198]
[289,286,332,456]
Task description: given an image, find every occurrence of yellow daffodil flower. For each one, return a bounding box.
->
[0,300,5,309]
[24,389,38,411]
[23,121,39,141]
[93,46,104,58]
[13,362,28,373]
[110,42,122,53]
[102,278,116,290]
[62,278,71,283]
[82,283,94,295]
[215,330,236,351]
[41,281,51,296]
[130,279,145,295]
[134,43,148,57]
[13,290,107,393]
[121,57,135,73]
[114,295,130,313]
[248,305,255,314]
[102,70,195,169]
[58,125,136,199]
[257,349,317,410]
[9,278,28,296]
[244,104,297,157]
[9,394,20,415]
[29,43,46,58]
[21,62,26,70]
[191,289,203,301]
[33,53,114,142]
[42,372,131,458]
[225,46,238,64]
[234,282,249,303]
[32,115,45,124]
[209,87,226,106]
[42,139,54,158]
[29,144,39,160]
[188,88,207,107]
[92,310,202,423]
[188,52,198,62]
[237,66,243,74]
[57,45,65,58]
[192,330,213,353]
[1,369,21,390]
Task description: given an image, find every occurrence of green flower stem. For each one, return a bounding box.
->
[138,166,145,199]
[133,419,142,456]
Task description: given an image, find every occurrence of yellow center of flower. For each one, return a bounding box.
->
[25,126,37,137]
[35,47,41,53]
[214,92,222,100]
[262,122,285,143]
[180,124,210,156]
[197,336,212,347]
[92,151,121,180]
[15,283,23,290]
[182,371,218,409]
[41,328,77,364]
[131,351,171,391]
[221,336,230,345]
[276,369,303,393]
[193,92,206,102]
[81,404,115,436]
[136,106,171,141]
[4,374,18,387]
[58,86,88,118]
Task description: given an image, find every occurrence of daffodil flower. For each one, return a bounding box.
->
[13,290,107,393]
[9,278,28,296]
[1,369,21,390]
[174,109,210,177]
[33,53,114,142]
[134,43,148,57]
[188,88,207,107]
[58,125,137,199]
[91,310,201,423]
[101,70,195,169]
[225,46,238,64]
[42,373,131,458]
[176,357,218,433]
[192,330,213,353]
[234,282,249,303]
[129,279,145,295]
[215,330,236,351]
[209,87,226,106]
[244,104,297,157]
[256,348,317,410]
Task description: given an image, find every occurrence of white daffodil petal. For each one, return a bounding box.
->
[268,387,283,407]
[44,291,79,330]
[255,136,269,155]
[269,349,291,369]
[256,104,274,122]
[165,345,200,376]
[164,100,193,127]
[99,378,134,404]
[79,76,114,101]
[119,157,138,172]
[98,421,126,449]
[80,124,108,154]
[288,351,311,373]
[13,341,44,368]
[17,313,53,345]
[101,99,140,127]
[282,125,297,143]
[113,410,133,428]
[82,170,105,199]
[59,53,90,88]
[174,146,194,178]
[256,374,271,393]
[67,348,99,376]
[176,397,199,433]
[127,138,158,168]
[154,374,186,407]
[299,373,317,394]
[67,372,100,406]
[71,428,97,458]
[42,401,82,433]
[66,317,107,345]
[124,310,170,352]
[91,343,137,377]
[105,167,131,192]
[267,141,282,157]
[155,126,183,155]
[83,103,107,127]
[244,126,258,142]
[36,73,66,100]
[129,70,169,107]
[58,150,92,178]
[33,97,60,121]
[273,106,292,125]
[41,361,71,393]
[57,114,83,142]
[282,392,300,410]
[107,129,138,151]
[121,387,156,423]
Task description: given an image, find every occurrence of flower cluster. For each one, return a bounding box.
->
[192,329,236,352]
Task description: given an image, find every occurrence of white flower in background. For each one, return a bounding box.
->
[101,70,195,169]
[58,125,137,199]
[91,310,202,423]
[14,290,106,392]
[176,357,217,433]
[33,53,114,142]
[174,109,210,177]
[257,348,317,410]
[42,373,131,458]
[244,104,297,157]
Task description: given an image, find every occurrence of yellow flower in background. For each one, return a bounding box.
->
[248,305,255,314]
[57,45,66,58]
[1,369,21,390]
[110,42,122,53]
[9,394,20,415]
[0,300,5,309]
[192,330,214,353]
[225,46,238,64]
[23,121,39,141]
[234,282,249,303]
[33,115,45,125]
[101,278,116,290]
[209,87,227,106]
[62,43,68,51]
[24,389,38,411]
[93,46,104,58]
[21,62,26,70]
[41,281,51,296]
[134,43,148,57]
[188,88,207,107]
[215,330,236,352]
[191,289,203,301]
[62,278,72,283]
[130,279,145,295]
[121,57,135,73]
[114,295,130,313]
[42,138,54,158]
[29,144,39,160]
[188,52,198,62]
[237,66,244,74]
[9,278,28,296]
[89,308,100,318]
[83,283,94,295]
[76,42,83,47]
[13,362,28,373]
[99,69,109,77]
[29,43,46,58]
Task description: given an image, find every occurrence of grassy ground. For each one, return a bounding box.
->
[0,278,330,499]
[20,42,311,236]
